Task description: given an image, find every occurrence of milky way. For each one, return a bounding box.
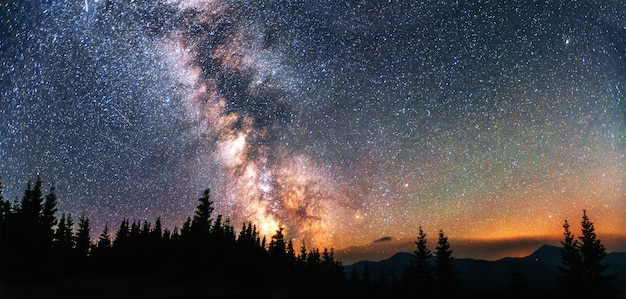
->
[1,0,624,252]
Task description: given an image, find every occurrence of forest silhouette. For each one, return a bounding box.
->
[0,177,622,298]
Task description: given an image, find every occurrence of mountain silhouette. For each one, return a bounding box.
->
[344,245,626,292]
[525,244,562,262]
[345,252,413,281]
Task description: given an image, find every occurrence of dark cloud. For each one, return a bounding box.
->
[373,236,393,244]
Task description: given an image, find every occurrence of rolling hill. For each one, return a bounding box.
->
[344,245,626,293]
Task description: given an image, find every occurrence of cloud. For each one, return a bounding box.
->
[373,236,393,244]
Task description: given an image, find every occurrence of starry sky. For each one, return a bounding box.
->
[1,0,624,260]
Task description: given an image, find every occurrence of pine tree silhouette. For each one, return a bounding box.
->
[41,186,58,249]
[307,247,321,265]
[181,216,192,237]
[141,220,152,238]
[20,178,43,224]
[0,180,8,227]
[0,179,18,280]
[53,213,75,274]
[577,210,618,298]
[54,213,75,252]
[579,211,608,277]
[404,226,433,294]
[286,239,296,263]
[15,177,53,276]
[153,217,163,241]
[75,215,91,259]
[114,219,130,250]
[269,226,287,259]
[559,219,583,296]
[97,224,112,249]
[19,178,44,252]
[191,188,214,241]
[0,181,351,297]
[130,220,141,241]
[320,247,343,290]
[435,229,456,288]
[90,223,113,273]
[268,226,289,285]
[0,179,9,258]
[559,211,619,298]
[296,241,307,268]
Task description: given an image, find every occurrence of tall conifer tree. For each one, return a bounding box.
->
[269,226,286,260]
[559,219,582,295]
[577,210,617,297]
[559,211,618,298]
[192,189,214,237]
[435,230,456,287]
[41,186,58,248]
[75,215,91,258]
[97,224,112,249]
[404,226,433,289]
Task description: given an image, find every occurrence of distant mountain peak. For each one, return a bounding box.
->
[528,244,561,261]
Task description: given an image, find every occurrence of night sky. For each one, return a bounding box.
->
[1,0,624,260]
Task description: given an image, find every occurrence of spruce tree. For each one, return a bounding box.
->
[577,210,617,297]
[141,220,151,237]
[404,226,433,289]
[181,216,192,237]
[17,177,47,272]
[21,178,43,222]
[236,222,256,248]
[321,247,333,265]
[435,229,456,287]
[286,239,295,263]
[97,224,112,249]
[114,219,130,249]
[92,224,112,271]
[53,213,75,273]
[268,226,287,260]
[20,178,44,244]
[131,220,141,238]
[307,248,321,265]
[321,247,343,288]
[75,215,91,258]
[296,241,307,268]
[237,223,248,242]
[41,186,58,248]
[153,217,163,241]
[223,218,235,242]
[54,213,75,252]
[192,189,214,237]
[0,180,11,244]
[54,214,67,246]
[559,219,583,295]
[0,180,11,278]
[579,211,608,278]
[559,211,618,298]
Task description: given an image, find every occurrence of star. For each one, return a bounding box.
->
[0,0,624,259]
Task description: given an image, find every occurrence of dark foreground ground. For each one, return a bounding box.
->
[2,276,277,299]
[0,276,566,299]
